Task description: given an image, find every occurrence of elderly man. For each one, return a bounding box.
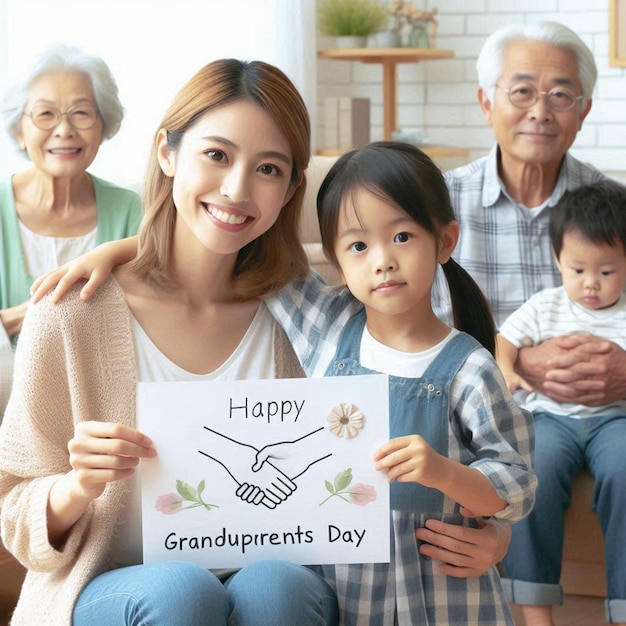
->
[438,21,626,626]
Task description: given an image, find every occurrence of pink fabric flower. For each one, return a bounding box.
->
[349,483,377,506]
[155,492,184,514]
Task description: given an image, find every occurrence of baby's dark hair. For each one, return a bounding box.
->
[316,141,496,355]
[550,180,626,259]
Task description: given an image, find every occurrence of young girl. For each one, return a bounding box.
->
[0,58,338,626]
[28,143,536,623]
[268,142,537,625]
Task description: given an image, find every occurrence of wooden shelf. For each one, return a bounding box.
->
[317,145,468,159]
[317,47,454,63]
[318,47,455,140]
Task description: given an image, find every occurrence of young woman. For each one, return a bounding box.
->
[0,58,338,626]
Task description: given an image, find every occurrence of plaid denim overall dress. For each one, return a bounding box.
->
[319,310,514,626]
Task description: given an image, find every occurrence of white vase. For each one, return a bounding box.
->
[335,35,367,49]
[375,31,401,48]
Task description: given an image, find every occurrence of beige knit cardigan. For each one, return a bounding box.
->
[0,277,303,625]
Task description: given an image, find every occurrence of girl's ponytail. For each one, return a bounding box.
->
[441,259,496,356]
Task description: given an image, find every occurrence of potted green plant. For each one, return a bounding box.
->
[318,0,388,49]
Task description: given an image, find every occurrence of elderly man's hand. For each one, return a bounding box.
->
[516,333,626,406]
[415,516,511,578]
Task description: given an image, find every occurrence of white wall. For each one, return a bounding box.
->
[316,0,626,174]
[3,0,624,183]
[0,0,316,188]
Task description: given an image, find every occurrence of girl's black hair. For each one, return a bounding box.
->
[317,141,496,355]
[550,180,626,258]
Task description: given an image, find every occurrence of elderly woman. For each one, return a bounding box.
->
[0,43,142,412]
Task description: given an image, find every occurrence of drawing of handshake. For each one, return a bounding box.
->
[198,427,330,510]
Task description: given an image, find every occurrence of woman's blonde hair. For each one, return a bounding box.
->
[132,58,311,299]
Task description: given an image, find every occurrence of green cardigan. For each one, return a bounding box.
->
[0,173,142,313]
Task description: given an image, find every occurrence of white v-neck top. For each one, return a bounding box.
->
[112,303,275,572]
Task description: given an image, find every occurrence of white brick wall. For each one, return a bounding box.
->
[316,1,626,173]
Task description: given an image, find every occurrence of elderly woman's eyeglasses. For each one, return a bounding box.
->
[24,104,99,130]
[497,83,584,112]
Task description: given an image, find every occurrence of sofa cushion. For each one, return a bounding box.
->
[300,155,341,285]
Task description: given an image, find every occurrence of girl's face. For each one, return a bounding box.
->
[18,71,103,178]
[158,100,296,258]
[557,230,626,310]
[334,187,457,319]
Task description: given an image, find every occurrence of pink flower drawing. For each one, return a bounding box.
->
[155,479,219,515]
[349,483,377,506]
[155,492,184,515]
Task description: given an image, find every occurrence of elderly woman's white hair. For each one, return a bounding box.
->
[1,42,124,154]
[476,21,597,107]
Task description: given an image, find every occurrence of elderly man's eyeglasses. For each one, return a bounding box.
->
[497,83,584,112]
[24,104,99,130]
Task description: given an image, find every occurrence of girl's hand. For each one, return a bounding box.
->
[30,237,138,304]
[30,259,113,304]
[376,438,507,518]
[374,435,445,488]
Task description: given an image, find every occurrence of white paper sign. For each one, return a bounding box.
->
[138,374,390,569]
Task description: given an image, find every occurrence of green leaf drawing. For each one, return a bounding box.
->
[156,479,219,515]
[319,468,377,507]
[334,468,353,492]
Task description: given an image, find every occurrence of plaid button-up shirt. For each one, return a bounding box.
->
[434,145,606,328]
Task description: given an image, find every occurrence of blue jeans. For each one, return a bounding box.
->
[501,412,626,624]
[73,560,338,626]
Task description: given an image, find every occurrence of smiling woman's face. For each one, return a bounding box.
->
[158,99,296,258]
[19,71,103,177]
